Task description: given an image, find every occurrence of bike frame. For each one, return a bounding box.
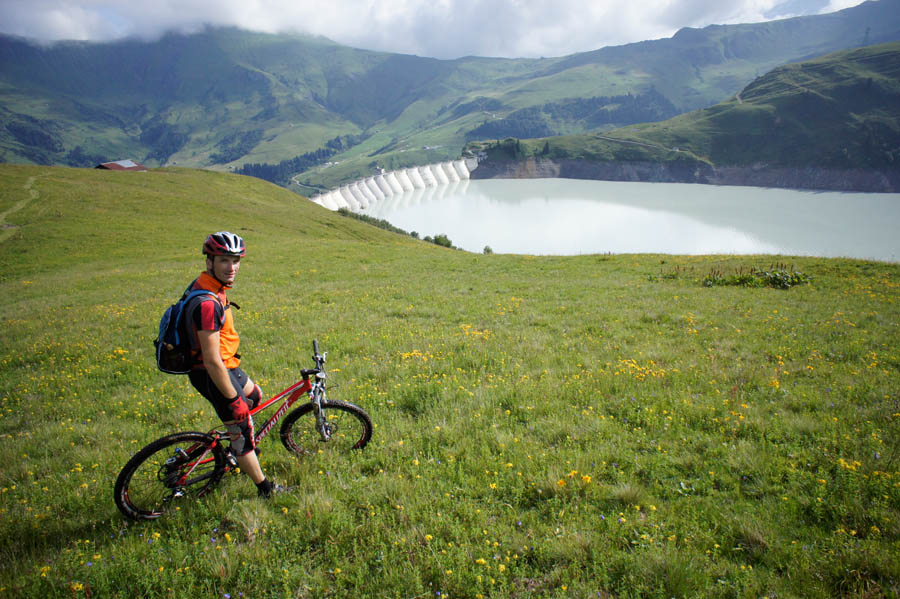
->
[180,373,323,480]
[248,377,315,446]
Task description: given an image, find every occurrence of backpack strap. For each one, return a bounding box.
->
[179,290,222,327]
[179,278,224,322]
[173,290,221,348]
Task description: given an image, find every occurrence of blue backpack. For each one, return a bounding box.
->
[155,284,219,374]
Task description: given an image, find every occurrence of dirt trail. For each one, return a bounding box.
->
[0,175,38,243]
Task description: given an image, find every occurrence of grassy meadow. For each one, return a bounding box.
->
[1,164,898,598]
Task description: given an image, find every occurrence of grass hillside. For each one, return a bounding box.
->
[471,41,900,172]
[2,0,899,190]
[1,164,899,598]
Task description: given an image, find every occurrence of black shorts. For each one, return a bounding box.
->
[188,367,250,423]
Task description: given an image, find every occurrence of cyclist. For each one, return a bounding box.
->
[186,231,285,498]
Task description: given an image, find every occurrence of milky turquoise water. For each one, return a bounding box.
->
[364,178,900,261]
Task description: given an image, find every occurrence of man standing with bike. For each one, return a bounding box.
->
[186,231,285,498]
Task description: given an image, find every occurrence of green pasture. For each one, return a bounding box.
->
[1,165,898,598]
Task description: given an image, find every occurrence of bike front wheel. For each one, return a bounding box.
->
[280,400,372,457]
[114,431,227,521]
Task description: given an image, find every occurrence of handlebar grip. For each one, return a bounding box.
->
[313,339,320,356]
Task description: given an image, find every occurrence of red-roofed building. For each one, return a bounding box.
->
[95,159,148,171]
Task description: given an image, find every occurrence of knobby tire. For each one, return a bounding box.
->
[280,400,372,456]
[114,431,227,521]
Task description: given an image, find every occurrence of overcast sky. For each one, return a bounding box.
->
[0,0,868,59]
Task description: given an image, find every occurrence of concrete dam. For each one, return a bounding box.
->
[309,159,476,212]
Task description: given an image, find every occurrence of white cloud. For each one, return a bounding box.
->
[0,0,867,58]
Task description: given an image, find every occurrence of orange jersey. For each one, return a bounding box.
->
[190,272,241,369]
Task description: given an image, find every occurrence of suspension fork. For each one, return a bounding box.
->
[311,382,331,442]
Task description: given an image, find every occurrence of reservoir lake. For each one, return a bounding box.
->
[362,178,900,262]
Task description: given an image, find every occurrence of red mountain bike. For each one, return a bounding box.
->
[114,340,372,520]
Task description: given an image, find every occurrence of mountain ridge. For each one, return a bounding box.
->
[1,0,899,190]
[465,42,900,192]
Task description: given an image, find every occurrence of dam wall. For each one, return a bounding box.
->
[310,159,476,212]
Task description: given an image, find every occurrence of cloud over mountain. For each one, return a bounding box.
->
[0,0,867,59]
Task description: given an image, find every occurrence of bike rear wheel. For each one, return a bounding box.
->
[114,431,227,520]
[280,400,372,456]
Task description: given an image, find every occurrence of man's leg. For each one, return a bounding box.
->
[233,377,267,486]
[190,368,281,496]
[243,378,263,409]
[234,451,265,483]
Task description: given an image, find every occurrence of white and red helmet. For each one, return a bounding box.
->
[202,231,246,257]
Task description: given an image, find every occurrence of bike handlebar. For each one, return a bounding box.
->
[300,340,326,380]
[308,339,326,375]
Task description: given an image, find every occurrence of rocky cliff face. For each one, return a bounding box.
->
[470,157,900,193]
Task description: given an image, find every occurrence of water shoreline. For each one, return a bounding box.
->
[469,157,900,194]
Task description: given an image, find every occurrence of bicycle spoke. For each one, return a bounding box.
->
[114,432,226,520]
[280,400,372,457]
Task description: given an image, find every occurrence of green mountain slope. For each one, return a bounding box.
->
[0,164,410,281]
[622,40,900,168]
[468,41,900,187]
[1,0,899,189]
